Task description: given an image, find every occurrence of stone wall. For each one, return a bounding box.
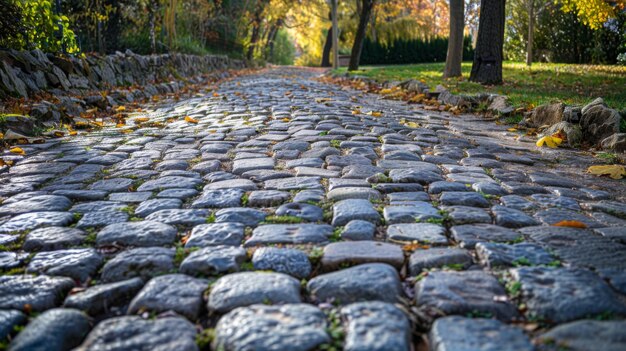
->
[0,49,246,99]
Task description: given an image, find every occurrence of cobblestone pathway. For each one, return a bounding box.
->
[1,67,626,351]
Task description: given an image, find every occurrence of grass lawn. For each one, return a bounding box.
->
[335,62,626,111]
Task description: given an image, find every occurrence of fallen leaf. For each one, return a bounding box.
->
[184,116,199,124]
[367,111,383,117]
[0,158,14,167]
[9,147,25,155]
[53,131,65,138]
[507,128,518,132]
[536,135,563,148]
[134,117,150,124]
[115,106,126,112]
[587,165,626,180]
[315,97,332,103]
[553,220,588,228]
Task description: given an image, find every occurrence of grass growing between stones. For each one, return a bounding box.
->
[335,62,626,110]
[262,215,304,224]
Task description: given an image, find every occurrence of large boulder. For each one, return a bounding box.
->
[399,79,429,94]
[526,102,565,128]
[601,133,626,152]
[488,95,514,115]
[542,121,583,148]
[580,98,621,145]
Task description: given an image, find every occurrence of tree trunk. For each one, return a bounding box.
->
[444,0,465,78]
[321,26,333,67]
[526,0,534,66]
[469,0,506,85]
[331,0,339,69]
[149,0,158,53]
[246,3,263,61]
[348,0,375,71]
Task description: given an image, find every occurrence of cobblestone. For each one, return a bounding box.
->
[2,68,625,350]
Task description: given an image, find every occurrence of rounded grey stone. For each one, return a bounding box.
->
[64,278,144,316]
[27,249,103,283]
[0,212,74,233]
[180,246,247,276]
[321,241,404,270]
[252,247,312,279]
[214,208,266,226]
[23,227,86,251]
[511,267,626,323]
[536,320,626,351]
[307,263,402,304]
[275,202,323,222]
[332,199,380,226]
[430,316,533,351]
[137,176,202,192]
[0,310,26,340]
[476,242,554,268]
[0,196,72,216]
[145,209,210,226]
[387,223,448,245]
[100,247,175,283]
[408,248,473,275]
[186,222,245,248]
[128,274,209,321]
[97,221,177,247]
[89,178,134,192]
[341,301,411,351]
[76,211,129,229]
[192,189,244,208]
[450,224,522,248]
[8,308,90,351]
[415,271,519,321]
[245,224,333,246]
[75,316,197,351]
[0,275,75,312]
[215,304,329,351]
[341,220,376,241]
[134,198,182,217]
[208,272,302,313]
[247,190,290,207]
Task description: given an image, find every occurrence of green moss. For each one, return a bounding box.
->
[263,215,304,224]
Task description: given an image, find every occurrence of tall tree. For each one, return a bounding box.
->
[444,0,465,77]
[321,10,332,67]
[524,0,548,66]
[469,0,506,84]
[348,0,376,71]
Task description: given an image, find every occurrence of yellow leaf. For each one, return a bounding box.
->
[351,109,361,115]
[379,88,393,94]
[315,98,331,103]
[406,122,420,128]
[0,158,14,166]
[281,118,290,122]
[134,117,150,124]
[68,130,77,136]
[184,116,199,124]
[367,111,383,117]
[116,123,126,128]
[536,135,563,148]
[552,220,588,228]
[115,106,126,112]
[587,165,626,180]
[53,131,65,138]
[9,147,25,155]
[507,128,517,132]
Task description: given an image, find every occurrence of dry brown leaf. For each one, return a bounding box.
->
[552,220,588,228]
